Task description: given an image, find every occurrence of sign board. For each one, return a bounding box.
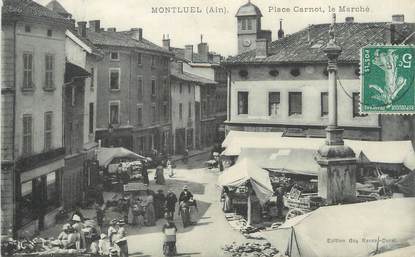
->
[123,182,146,192]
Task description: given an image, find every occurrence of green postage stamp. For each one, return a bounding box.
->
[361,45,415,113]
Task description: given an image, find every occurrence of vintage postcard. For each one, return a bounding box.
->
[1,0,415,256]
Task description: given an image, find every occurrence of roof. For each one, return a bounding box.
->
[45,0,71,17]
[224,22,414,65]
[64,62,90,83]
[97,147,146,167]
[2,0,69,23]
[171,47,221,64]
[262,198,415,257]
[86,30,172,55]
[235,1,262,17]
[218,158,273,204]
[171,69,217,85]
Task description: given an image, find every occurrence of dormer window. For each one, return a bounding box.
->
[110,52,119,61]
[25,25,31,33]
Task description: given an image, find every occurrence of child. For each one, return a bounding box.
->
[98,234,110,256]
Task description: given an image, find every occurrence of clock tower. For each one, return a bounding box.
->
[236,1,263,54]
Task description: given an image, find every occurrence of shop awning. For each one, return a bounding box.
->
[97,147,146,167]
[262,198,415,257]
[221,132,415,167]
[64,61,90,83]
[217,158,274,204]
[221,131,283,149]
[239,148,320,176]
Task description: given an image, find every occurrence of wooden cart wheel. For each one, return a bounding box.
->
[286,208,306,220]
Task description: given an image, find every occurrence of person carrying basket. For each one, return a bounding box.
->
[162,213,177,256]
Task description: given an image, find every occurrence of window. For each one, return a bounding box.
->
[237,91,248,115]
[247,18,252,30]
[242,19,247,30]
[23,53,34,89]
[289,92,302,115]
[137,53,142,65]
[19,180,34,225]
[353,92,367,117]
[45,54,54,89]
[71,86,76,106]
[321,92,328,116]
[137,105,143,125]
[188,102,192,118]
[151,78,156,97]
[47,29,52,37]
[22,115,32,155]
[109,69,120,90]
[179,83,183,94]
[110,52,119,61]
[24,25,31,33]
[44,112,52,151]
[188,83,191,94]
[90,68,94,89]
[152,104,156,123]
[163,103,168,121]
[179,103,183,120]
[46,172,59,211]
[151,56,155,66]
[137,76,143,99]
[89,103,94,134]
[268,92,280,116]
[109,102,120,124]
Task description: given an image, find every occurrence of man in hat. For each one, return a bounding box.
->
[58,224,71,248]
[165,190,177,220]
[115,220,128,257]
[154,189,166,219]
[72,214,86,249]
[179,185,193,205]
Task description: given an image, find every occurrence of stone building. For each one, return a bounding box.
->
[170,37,227,149]
[82,23,174,156]
[224,1,415,145]
[1,0,68,237]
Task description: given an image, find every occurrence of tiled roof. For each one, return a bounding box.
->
[224,22,414,65]
[86,30,172,55]
[235,1,262,17]
[2,0,68,22]
[171,70,217,85]
[171,47,220,64]
[45,0,71,17]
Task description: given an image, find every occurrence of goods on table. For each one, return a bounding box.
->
[222,242,284,257]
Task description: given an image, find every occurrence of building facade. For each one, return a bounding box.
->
[82,22,173,156]
[1,0,68,236]
[170,38,227,149]
[224,2,415,144]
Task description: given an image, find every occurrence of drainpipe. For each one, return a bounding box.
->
[12,19,17,239]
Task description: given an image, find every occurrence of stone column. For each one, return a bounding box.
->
[316,14,357,205]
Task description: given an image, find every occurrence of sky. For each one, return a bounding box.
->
[36,0,415,56]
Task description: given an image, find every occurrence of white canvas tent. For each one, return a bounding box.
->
[217,158,274,204]
[97,147,146,168]
[262,198,415,257]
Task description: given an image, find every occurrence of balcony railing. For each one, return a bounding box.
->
[16,147,65,173]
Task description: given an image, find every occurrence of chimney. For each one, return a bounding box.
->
[178,61,184,74]
[107,27,116,32]
[131,28,143,41]
[345,17,354,23]
[307,24,311,43]
[77,21,87,38]
[68,19,76,29]
[197,34,209,63]
[212,54,221,64]
[278,19,285,39]
[255,38,268,58]
[89,20,100,32]
[162,34,171,50]
[392,14,404,23]
[184,45,193,62]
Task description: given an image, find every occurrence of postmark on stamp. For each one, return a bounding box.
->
[360,45,415,114]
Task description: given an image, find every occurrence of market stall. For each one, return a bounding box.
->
[218,158,274,225]
[262,197,415,257]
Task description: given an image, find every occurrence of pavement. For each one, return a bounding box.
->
[41,152,264,257]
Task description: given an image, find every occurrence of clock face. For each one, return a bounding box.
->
[243,39,252,47]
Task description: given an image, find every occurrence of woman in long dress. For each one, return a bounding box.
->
[222,187,233,213]
[178,201,191,228]
[144,193,156,226]
[155,165,166,185]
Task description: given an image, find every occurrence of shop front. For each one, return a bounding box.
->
[16,152,65,237]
